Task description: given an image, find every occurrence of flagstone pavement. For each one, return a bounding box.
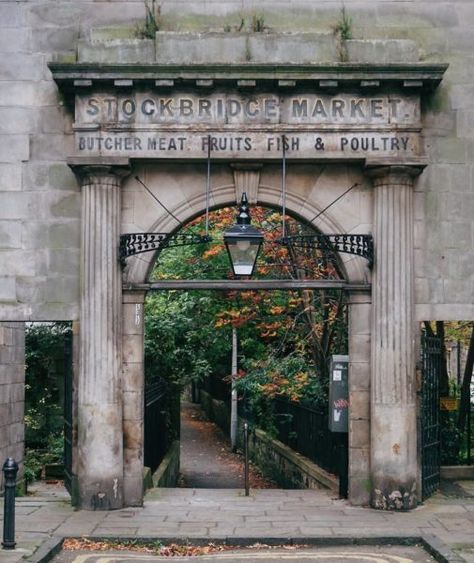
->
[1,482,473,562]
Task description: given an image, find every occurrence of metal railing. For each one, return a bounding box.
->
[144,378,169,474]
[272,398,343,477]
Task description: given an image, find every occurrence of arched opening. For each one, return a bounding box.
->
[141,202,351,494]
[121,162,371,288]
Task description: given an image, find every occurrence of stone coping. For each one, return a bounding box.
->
[252,426,339,493]
[440,466,474,480]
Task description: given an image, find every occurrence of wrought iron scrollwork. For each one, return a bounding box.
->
[278,234,374,268]
[119,232,212,267]
[119,232,373,269]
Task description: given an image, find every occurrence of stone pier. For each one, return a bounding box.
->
[347,290,371,506]
[122,290,146,507]
[367,165,423,510]
[71,160,129,510]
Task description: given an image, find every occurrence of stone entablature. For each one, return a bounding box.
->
[51,62,446,162]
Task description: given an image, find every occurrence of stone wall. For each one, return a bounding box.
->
[199,391,338,492]
[0,0,473,320]
[247,427,339,493]
[0,322,25,491]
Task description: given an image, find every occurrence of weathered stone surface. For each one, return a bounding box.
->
[0,82,59,108]
[156,32,249,64]
[0,135,29,163]
[30,27,77,53]
[78,38,155,64]
[0,3,23,27]
[30,134,74,161]
[347,40,419,63]
[0,222,22,250]
[0,322,25,493]
[0,277,17,303]
[0,28,28,53]
[122,293,145,507]
[248,33,337,63]
[0,164,21,191]
[1,54,46,82]
[75,166,127,510]
[368,166,420,510]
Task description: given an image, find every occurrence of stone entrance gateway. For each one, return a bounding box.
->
[49,60,447,511]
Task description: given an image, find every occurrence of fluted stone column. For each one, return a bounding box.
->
[71,161,129,510]
[122,290,146,507]
[367,165,423,510]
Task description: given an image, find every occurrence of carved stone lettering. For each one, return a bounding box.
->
[75,131,421,160]
[74,90,422,160]
[76,92,419,126]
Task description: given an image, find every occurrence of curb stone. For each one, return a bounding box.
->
[26,535,464,563]
[26,537,63,563]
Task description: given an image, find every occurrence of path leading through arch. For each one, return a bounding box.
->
[179,402,275,489]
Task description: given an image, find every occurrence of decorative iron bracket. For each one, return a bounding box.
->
[277,234,374,268]
[120,232,212,267]
[120,232,373,269]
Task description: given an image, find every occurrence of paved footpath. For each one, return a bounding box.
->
[179,402,274,489]
[0,483,473,562]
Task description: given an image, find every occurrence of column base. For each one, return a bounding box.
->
[77,477,124,510]
[371,478,417,510]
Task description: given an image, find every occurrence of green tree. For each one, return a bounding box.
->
[24,322,71,449]
[145,206,348,419]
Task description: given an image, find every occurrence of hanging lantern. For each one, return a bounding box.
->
[223,192,264,277]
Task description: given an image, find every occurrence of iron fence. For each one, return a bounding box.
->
[272,398,344,478]
[200,372,231,403]
[144,378,169,474]
[421,333,442,500]
[439,404,473,466]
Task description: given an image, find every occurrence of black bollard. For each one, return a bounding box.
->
[243,423,249,497]
[2,458,19,550]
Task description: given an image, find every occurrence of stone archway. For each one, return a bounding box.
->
[118,159,373,508]
[71,158,422,511]
[57,60,446,511]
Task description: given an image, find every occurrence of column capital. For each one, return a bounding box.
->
[365,164,425,188]
[68,157,131,187]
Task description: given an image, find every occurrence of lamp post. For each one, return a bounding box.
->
[223,192,264,277]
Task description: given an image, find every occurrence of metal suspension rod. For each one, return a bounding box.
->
[205,135,211,237]
[282,135,287,238]
[135,176,183,227]
[309,182,360,226]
